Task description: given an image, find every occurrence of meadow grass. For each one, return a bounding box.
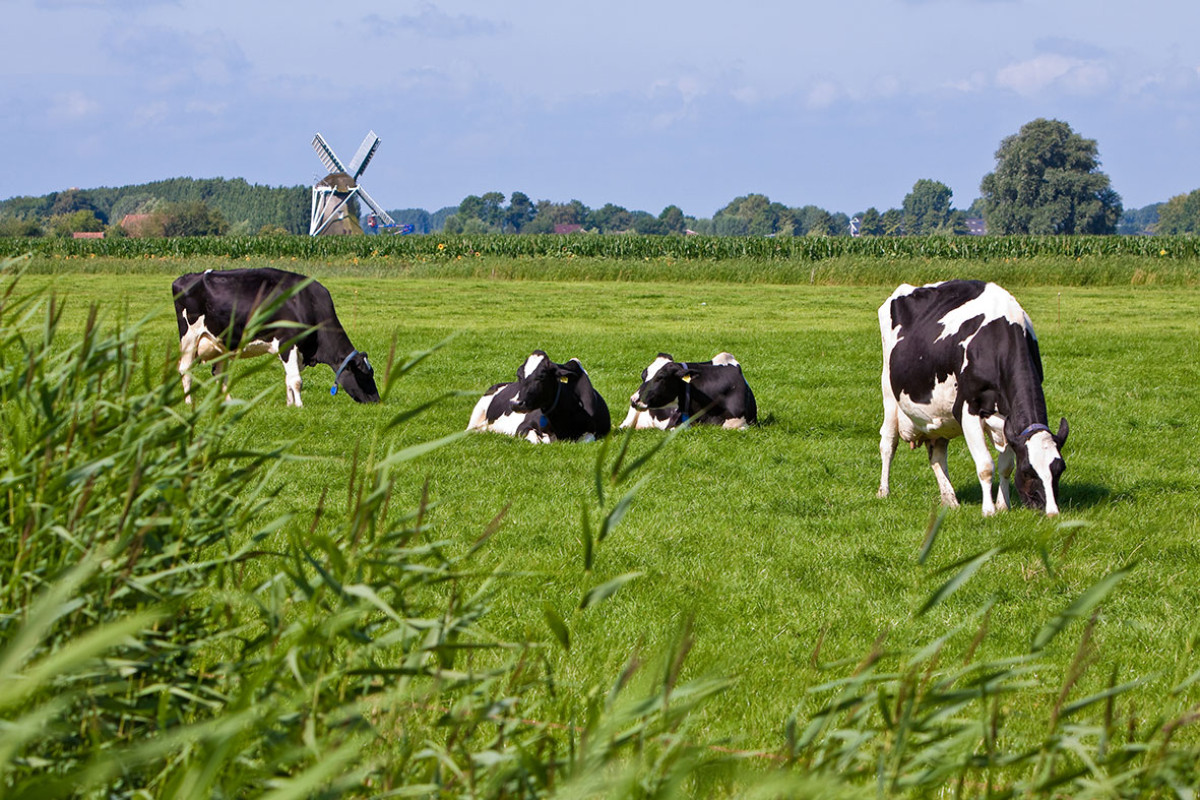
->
[13,265,1200,775]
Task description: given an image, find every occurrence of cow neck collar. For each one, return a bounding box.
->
[679,362,690,423]
[330,349,358,395]
[1018,422,1051,439]
[538,379,564,428]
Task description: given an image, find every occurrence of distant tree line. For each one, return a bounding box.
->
[0,177,308,237]
[0,119,1191,238]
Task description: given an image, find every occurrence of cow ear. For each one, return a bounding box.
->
[1055,417,1069,448]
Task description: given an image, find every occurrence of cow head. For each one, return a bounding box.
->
[631,354,696,411]
[509,351,575,413]
[1011,417,1068,514]
[334,351,380,403]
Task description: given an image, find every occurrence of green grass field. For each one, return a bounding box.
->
[6,255,1200,796]
[21,265,1200,737]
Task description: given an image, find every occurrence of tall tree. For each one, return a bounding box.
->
[1153,192,1200,235]
[979,118,1122,234]
[49,210,104,237]
[857,207,884,236]
[157,201,229,237]
[902,179,956,235]
[881,208,904,236]
[505,191,535,233]
[658,205,686,235]
[588,203,633,233]
[480,192,506,228]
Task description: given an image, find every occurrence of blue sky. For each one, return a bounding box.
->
[4,0,1199,219]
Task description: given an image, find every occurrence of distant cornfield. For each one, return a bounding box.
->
[2,233,1199,262]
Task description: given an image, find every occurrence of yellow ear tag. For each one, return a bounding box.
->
[682,374,693,383]
[559,375,570,383]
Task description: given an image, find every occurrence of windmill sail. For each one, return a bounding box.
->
[311,133,347,175]
[348,131,381,180]
[355,186,395,227]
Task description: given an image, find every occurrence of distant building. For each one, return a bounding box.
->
[72,231,104,239]
[965,218,987,236]
[554,224,583,235]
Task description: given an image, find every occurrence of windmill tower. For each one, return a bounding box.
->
[309,130,396,236]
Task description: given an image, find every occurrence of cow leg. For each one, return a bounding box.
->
[282,348,304,407]
[989,423,1014,512]
[926,438,960,508]
[178,338,197,404]
[961,415,998,516]
[994,445,1014,512]
[177,314,207,405]
[877,394,900,498]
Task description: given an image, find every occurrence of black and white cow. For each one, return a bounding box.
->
[877,280,1068,516]
[467,350,611,443]
[172,267,379,407]
[621,352,757,430]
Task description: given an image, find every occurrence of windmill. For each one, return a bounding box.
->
[309,130,396,236]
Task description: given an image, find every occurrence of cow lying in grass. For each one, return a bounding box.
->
[620,352,757,430]
[467,351,610,443]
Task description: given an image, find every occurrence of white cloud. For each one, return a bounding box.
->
[995,54,1110,96]
[132,101,169,127]
[110,27,249,89]
[364,4,506,39]
[48,90,100,121]
[806,81,840,110]
[185,100,227,116]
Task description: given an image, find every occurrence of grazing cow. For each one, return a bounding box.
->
[621,352,757,430]
[467,351,611,443]
[172,267,379,407]
[877,280,1068,516]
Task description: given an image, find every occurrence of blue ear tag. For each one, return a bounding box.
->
[330,384,338,396]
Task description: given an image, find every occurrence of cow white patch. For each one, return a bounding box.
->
[619,405,674,429]
[896,374,962,442]
[466,390,501,431]
[935,283,1027,342]
[518,352,546,380]
[1025,430,1063,515]
[722,416,749,430]
[489,410,529,437]
[643,355,672,382]
[711,352,739,367]
[240,338,281,358]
